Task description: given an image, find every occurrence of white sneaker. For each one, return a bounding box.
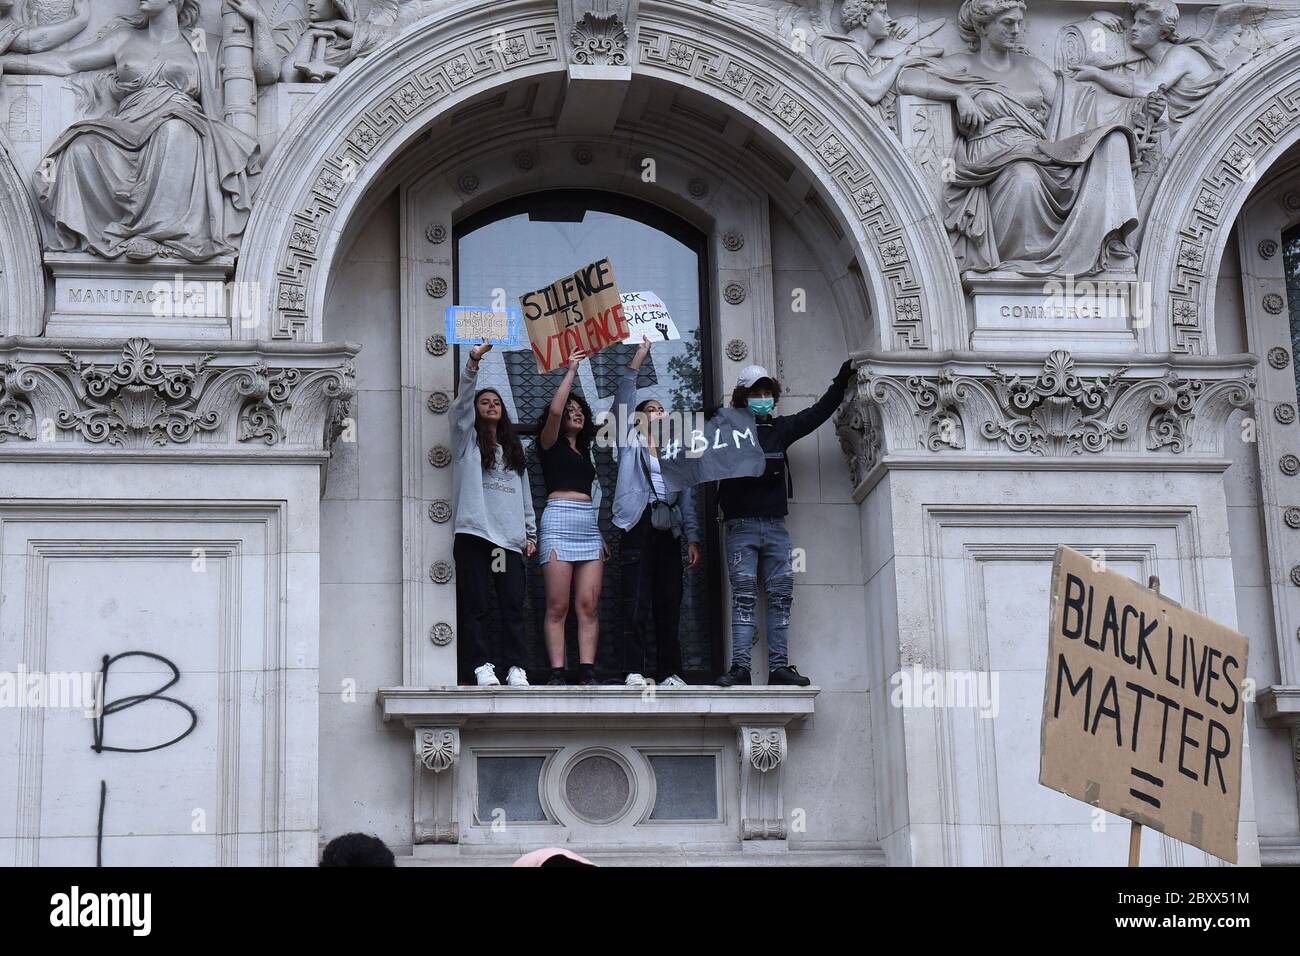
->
[625,673,647,687]
[505,666,530,687]
[474,663,500,686]
[660,675,687,687]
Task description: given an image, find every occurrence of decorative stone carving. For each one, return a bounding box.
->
[425,334,448,357]
[1277,404,1297,425]
[426,223,448,244]
[570,11,629,66]
[688,177,709,198]
[426,277,449,298]
[573,144,594,165]
[1285,507,1300,529]
[738,724,788,841]
[834,380,883,488]
[429,561,453,584]
[1283,454,1300,476]
[458,172,480,193]
[428,500,452,523]
[723,282,747,305]
[725,339,749,362]
[1291,566,1300,587]
[416,727,459,773]
[427,391,450,414]
[1,0,259,261]
[0,337,356,449]
[1271,347,1292,369]
[429,445,452,467]
[429,623,453,646]
[1264,293,1286,314]
[0,0,88,56]
[514,149,537,171]
[847,350,1256,460]
[1260,239,1279,259]
[721,229,745,252]
[229,0,399,85]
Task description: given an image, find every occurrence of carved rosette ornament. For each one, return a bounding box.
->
[1291,566,1300,587]
[429,561,453,584]
[723,282,747,305]
[1278,404,1297,425]
[416,728,459,773]
[688,178,709,199]
[1271,347,1292,369]
[425,223,448,244]
[425,335,448,356]
[725,339,748,362]
[428,500,452,523]
[514,150,537,171]
[844,351,1256,463]
[429,445,452,467]
[721,230,745,252]
[1263,293,1286,314]
[458,173,480,193]
[427,391,450,414]
[1259,239,1279,259]
[573,145,594,165]
[426,277,449,299]
[1282,454,1300,476]
[570,13,629,66]
[1285,507,1300,529]
[429,623,453,646]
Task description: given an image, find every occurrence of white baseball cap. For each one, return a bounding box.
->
[736,364,775,388]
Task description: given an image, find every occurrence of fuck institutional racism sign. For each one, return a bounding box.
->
[1040,546,1249,863]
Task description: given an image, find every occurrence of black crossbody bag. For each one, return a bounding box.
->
[638,447,675,532]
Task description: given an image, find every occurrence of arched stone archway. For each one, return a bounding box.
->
[1139,46,1300,355]
[0,139,46,337]
[235,0,963,351]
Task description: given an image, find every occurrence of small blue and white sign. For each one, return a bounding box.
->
[444,305,524,347]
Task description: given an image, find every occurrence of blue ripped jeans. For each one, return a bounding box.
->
[723,516,794,671]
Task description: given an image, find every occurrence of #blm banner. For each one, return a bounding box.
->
[444,306,523,347]
[620,291,680,342]
[655,407,765,494]
[1040,545,1249,863]
[519,258,630,373]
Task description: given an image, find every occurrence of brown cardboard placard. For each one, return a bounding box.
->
[519,258,630,373]
[1040,545,1249,863]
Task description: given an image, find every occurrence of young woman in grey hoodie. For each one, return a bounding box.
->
[451,339,537,687]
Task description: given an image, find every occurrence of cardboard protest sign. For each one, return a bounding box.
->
[444,306,522,347]
[655,407,765,493]
[620,291,680,342]
[1040,545,1249,863]
[519,258,630,373]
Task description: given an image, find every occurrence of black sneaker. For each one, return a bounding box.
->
[547,668,566,686]
[769,665,811,687]
[716,665,751,687]
[577,664,598,686]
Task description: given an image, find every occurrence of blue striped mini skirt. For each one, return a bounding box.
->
[539,499,603,564]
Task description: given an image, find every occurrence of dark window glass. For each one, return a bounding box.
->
[455,191,720,681]
[1283,223,1300,403]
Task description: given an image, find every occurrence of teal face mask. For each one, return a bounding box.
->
[748,397,775,417]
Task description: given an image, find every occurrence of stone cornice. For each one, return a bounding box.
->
[836,349,1258,489]
[0,336,358,454]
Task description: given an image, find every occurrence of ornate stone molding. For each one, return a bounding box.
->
[570,12,629,66]
[838,350,1257,477]
[0,337,357,452]
[412,726,461,845]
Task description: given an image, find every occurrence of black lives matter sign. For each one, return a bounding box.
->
[1040,545,1249,863]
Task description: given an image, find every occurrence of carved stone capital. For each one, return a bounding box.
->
[837,350,1257,478]
[0,337,357,453]
[737,724,788,841]
[412,725,461,846]
[415,726,460,773]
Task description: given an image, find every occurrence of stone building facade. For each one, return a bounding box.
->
[0,0,1297,866]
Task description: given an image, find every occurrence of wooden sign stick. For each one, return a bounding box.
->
[1127,572,1162,868]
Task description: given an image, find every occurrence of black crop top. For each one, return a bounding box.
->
[539,438,596,495]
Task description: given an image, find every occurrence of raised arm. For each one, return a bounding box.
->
[451,339,490,453]
[778,359,853,444]
[0,29,124,75]
[223,0,286,87]
[9,0,89,54]
[539,348,585,450]
[615,337,651,445]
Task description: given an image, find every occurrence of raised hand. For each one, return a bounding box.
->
[566,348,588,373]
[469,337,492,363]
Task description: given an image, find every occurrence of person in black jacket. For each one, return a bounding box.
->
[715,359,854,687]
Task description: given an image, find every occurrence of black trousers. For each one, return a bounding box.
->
[619,510,684,681]
[455,533,527,680]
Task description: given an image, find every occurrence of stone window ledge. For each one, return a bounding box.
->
[377,686,818,730]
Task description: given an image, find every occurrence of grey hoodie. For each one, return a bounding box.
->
[451,362,537,553]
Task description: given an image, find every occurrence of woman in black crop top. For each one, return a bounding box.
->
[535,348,607,685]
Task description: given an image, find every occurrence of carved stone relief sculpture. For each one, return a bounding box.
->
[0,0,88,55]
[227,0,401,84]
[0,0,261,262]
[895,0,1155,277]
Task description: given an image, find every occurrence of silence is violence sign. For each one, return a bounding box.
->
[519,258,630,373]
[1040,545,1249,863]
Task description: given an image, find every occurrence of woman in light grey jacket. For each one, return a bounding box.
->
[451,339,537,687]
[610,337,702,687]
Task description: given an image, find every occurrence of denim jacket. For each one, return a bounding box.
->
[610,365,701,543]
